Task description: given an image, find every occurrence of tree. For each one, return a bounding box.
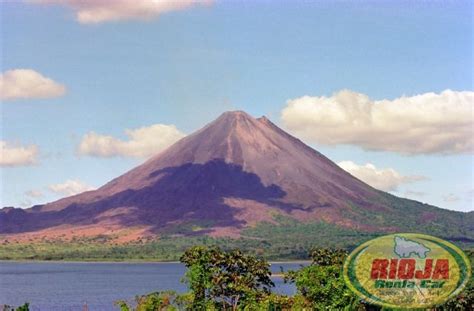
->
[179,246,218,309]
[115,291,178,311]
[180,246,274,310]
[112,246,472,310]
[285,248,363,310]
[309,248,348,267]
[434,249,474,310]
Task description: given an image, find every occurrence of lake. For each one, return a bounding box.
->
[0,261,309,310]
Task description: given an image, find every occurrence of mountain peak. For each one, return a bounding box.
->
[219,110,253,118]
[213,111,273,130]
[213,110,257,128]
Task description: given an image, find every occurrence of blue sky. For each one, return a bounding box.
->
[1,0,472,212]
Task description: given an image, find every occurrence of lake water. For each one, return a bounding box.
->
[0,261,308,310]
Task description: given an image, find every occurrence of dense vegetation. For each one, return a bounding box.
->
[113,246,372,310]
[0,218,383,261]
[115,247,474,310]
[2,215,473,261]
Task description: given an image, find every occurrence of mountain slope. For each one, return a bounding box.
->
[1,111,472,245]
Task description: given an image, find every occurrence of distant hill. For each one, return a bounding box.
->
[1,111,473,254]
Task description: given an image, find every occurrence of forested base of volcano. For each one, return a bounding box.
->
[1,217,473,261]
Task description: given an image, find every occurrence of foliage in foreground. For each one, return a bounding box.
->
[6,248,473,310]
[116,247,473,311]
[114,247,370,310]
[1,303,29,311]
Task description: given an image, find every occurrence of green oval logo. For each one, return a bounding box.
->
[343,233,471,308]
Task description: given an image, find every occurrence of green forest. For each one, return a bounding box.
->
[2,216,473,262]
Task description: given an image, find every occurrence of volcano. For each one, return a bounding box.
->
[1,111,472,245]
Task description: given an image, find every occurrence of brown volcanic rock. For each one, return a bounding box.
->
[44,111,377,210]
[1,111,471,240]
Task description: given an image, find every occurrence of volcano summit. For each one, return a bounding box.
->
[1,111,472,248]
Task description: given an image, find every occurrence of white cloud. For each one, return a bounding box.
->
[78,124,185,158]
[31,0,213,24]
[0,141,39,167]
[0,69,66,101]
[25,190,44,198]
[49,180,95,196]
[337,161,426,192]
[281,90,474,155]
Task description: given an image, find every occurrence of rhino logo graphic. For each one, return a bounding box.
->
[394,236,430,258]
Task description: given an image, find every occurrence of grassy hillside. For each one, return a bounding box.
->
[1,213,472,261]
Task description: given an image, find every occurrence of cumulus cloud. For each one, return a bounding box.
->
[337,161,426,192]
[31,0,213,24]
[281,90,474,155]
[49,180,95,196]
[0,141,39,167]
[78,124,185,158]
[0,69,66,101]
